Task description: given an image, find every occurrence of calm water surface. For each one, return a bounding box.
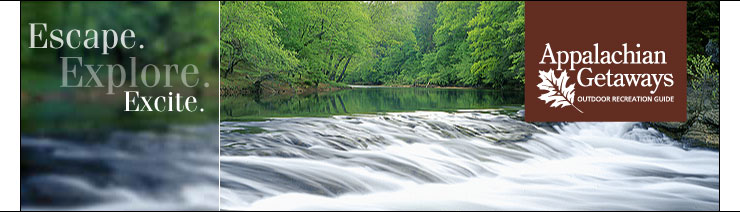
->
[221,87,524,120]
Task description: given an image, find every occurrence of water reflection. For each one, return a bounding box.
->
[221,87,524,120]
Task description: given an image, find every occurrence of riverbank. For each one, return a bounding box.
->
[346,82,514,90]
[646,85,719,150]
[348,84,479,89]
[220,72,351,96]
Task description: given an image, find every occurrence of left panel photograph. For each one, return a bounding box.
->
[20,2,220,210]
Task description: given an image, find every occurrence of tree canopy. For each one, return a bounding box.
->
[221,1,524,93]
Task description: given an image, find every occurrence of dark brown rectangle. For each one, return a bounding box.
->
[525,1,687,122]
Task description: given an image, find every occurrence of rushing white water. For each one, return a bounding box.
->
[220,111,719,210]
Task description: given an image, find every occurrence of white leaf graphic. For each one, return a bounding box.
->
[537,69,583,113]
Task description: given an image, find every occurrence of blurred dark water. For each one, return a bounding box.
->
[21,95,219,210]
[21,121,219,210]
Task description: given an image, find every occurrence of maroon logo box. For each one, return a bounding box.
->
[525,1,687,122]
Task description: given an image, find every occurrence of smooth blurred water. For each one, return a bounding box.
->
[220,110,718,210]
[21,125,219,211]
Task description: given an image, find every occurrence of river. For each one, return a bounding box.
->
[21,98,220,210]
[219,87,719,210]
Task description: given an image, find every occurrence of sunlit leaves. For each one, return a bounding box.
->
[221,1,527,90]
[468,1,524,88]
[220,1,297,79]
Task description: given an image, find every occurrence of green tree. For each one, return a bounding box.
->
[344,1,418,85]
[220,1,297,79]
[414,1,440,54]
[268,1,371,85]
[430,1,479,86]
[468,1,524,89]
[688,54,719,111]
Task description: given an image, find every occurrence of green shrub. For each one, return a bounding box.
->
[687,54,719,110]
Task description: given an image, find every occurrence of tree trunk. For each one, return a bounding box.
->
[226,58,240,77]
[330,56,346,81]
[337,55,352,82]
[334,56,346,70]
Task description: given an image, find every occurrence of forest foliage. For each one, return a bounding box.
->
[221,1,718,93]
[220,1,525,91]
